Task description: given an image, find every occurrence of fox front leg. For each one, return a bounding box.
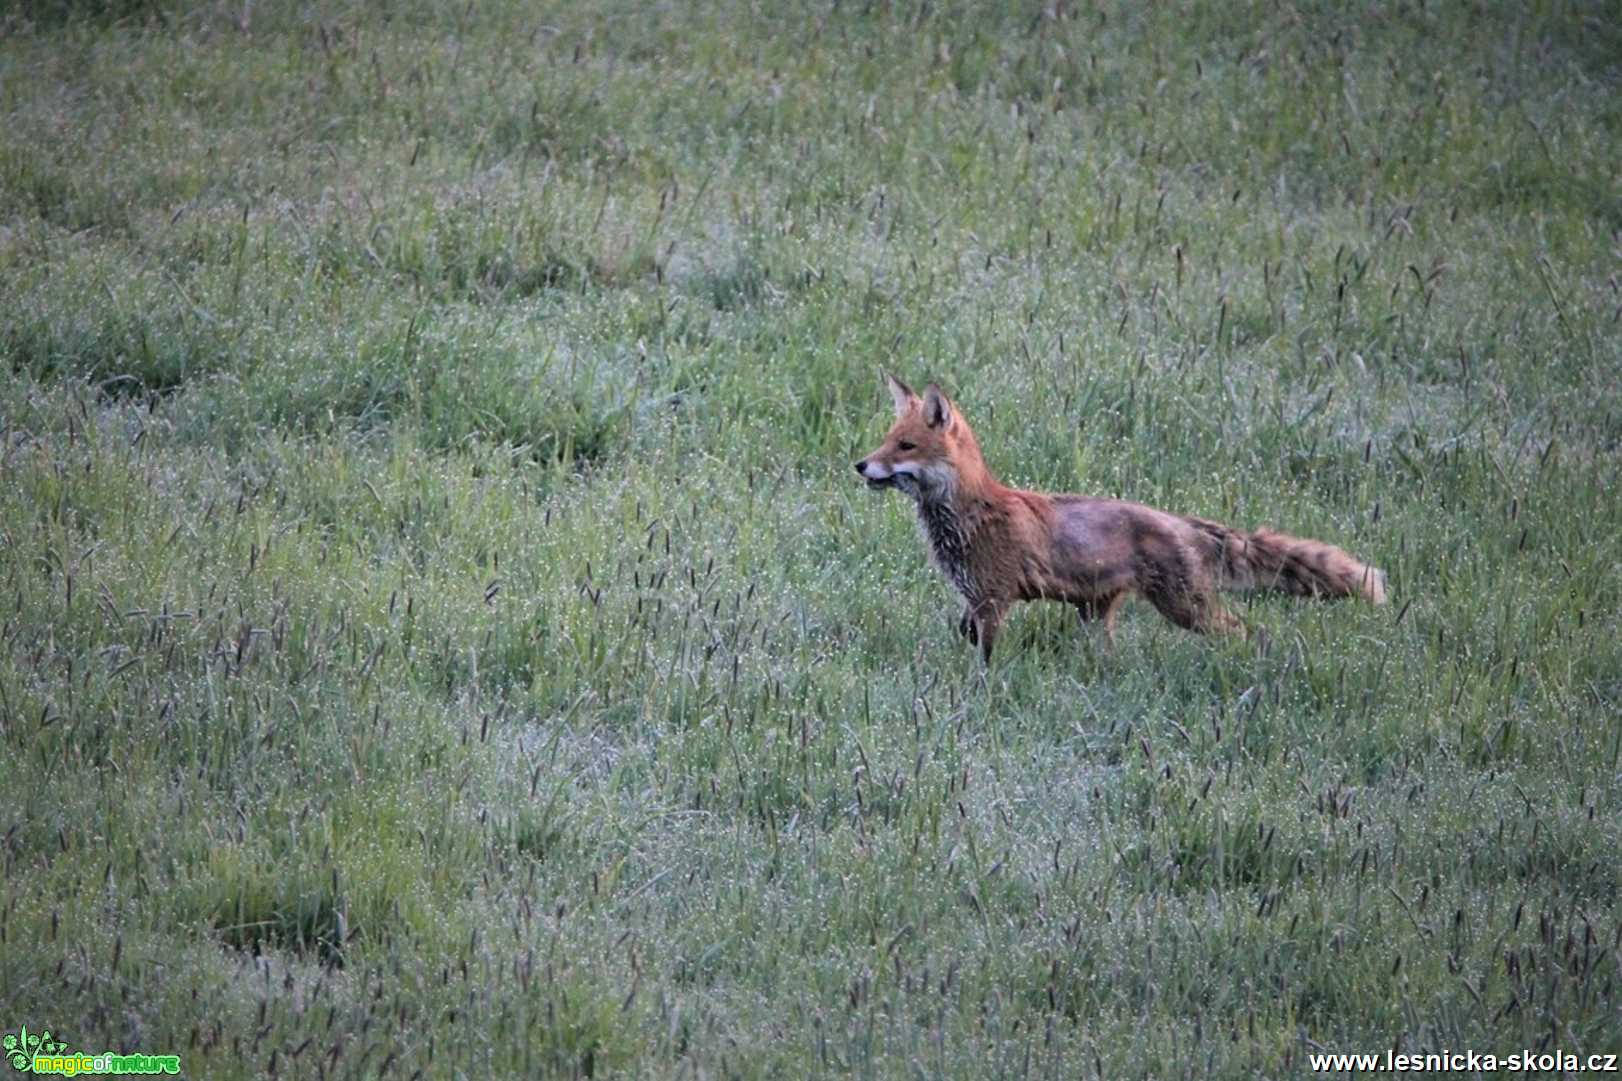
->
[957,604,979,646]
[962,599,1007,664]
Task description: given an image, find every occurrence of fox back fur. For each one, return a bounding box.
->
[855,376,1386,662]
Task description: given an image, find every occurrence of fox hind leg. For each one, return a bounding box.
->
[1145,584,1246,638]
[1199,602,1247,638]
[1075,591,1127,649]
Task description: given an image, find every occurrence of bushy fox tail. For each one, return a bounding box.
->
[1186,517,1387,605]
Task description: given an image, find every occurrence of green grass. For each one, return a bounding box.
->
[2,1,1619,1077]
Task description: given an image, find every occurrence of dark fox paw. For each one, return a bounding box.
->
[957,612,979,645]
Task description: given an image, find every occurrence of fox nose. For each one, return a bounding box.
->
[854,460,867,475]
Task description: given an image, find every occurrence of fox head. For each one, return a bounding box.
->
[854,375,982,501]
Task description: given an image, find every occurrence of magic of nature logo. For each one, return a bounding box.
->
[3,1027,180,1076]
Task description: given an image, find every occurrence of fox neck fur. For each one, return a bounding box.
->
[913,479,978,602]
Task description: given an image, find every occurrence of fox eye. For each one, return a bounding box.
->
[896,441,916,451]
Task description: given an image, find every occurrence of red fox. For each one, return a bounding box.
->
[855,376,1387,662]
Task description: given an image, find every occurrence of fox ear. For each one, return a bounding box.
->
[921,384,952,429]
[885,373,917,418]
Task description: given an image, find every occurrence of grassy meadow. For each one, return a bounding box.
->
[1,0,1619,1075]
